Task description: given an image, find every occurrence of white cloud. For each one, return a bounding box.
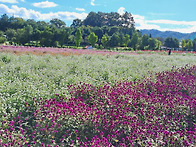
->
[133,14,196,33]
[118,7,125,15]
[0,4,88,21]
[91,0,95,6]
[133,14,161,30]
[0,0,18,3]
[33,0,57,8]
[147,19,196,26]
[76,8,85,12]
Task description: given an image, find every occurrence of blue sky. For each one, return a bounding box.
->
[0,0,196,33]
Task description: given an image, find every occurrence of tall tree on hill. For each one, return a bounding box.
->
[50,18,66,28]
[75,28,82,47]
[83,12,102,27]
[71,19,82,28]
[82,11,135,28]
[0,14,9,31]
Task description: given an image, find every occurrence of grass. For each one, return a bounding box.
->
[0,52,196,117]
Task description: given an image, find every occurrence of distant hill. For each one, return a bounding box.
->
[140,29,196,40]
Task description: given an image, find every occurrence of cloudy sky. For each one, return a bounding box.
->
[0,0,196,33]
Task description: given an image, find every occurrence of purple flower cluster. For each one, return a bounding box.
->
[0,65,195,146]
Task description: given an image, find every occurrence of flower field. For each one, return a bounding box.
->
[0,49,196,146]
[0,65,195,146]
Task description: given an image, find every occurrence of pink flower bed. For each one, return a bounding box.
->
[1,45,195,56]
[0,65,195,146]
[0,45,130,56]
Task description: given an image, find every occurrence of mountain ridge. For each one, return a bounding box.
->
[140,29,196,40]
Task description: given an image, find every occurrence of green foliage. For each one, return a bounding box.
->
[50,18,66,28]
[101,34,108,48]
[75,28,82,47]
[148,38,157,50]
[156,39,162,50]
[193,38,196,51]
[130,31,139,49]
[140,34,149,50]
[0,37,6,44]
[109,33,120,47]
[83,11,134,28]
[88,32,98,47]
[186,40,193,51]
[164,37,179,48]
[71,19,82,28]
[181,39,186,49]
[123,34,131,47]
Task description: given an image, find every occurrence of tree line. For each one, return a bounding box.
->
[0,13,195,51]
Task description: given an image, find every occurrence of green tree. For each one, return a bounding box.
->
[5,29,16,44]
[58,28,71,47]
[192,38,196,51]
[88,32,98,47]
[9,17,25,30]
[109,33,120,47]
[32,29,41,46]
[0,14,9,31]
[156,39,162,50]
[148,38,157,50]
[123,34,131,47]
[186,40,193,51]
[40,27,53,47]
[15,28,26,45]
[71,19,82,28]
[50,18,66,28]
[83,12,102,27]
[0,31,6,44]
[75,28,82,47]
[101,34,108,48]
[164,37,179,48]
[141,34,149,50]
[108,26,119,36]
[130,31,139,49]
[118,33,125,46]
[181,39,186,50]
[92,27,103,45]
[14,25,33,45]
[25,25,33,44]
